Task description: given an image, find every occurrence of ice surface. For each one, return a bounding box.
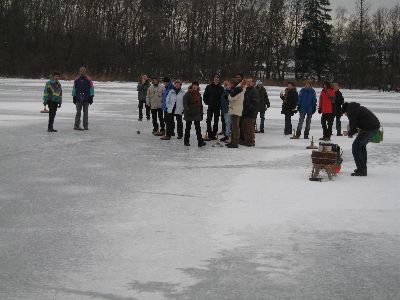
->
[0,78,400,299]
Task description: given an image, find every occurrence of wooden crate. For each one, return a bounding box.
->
[311,151,337,165]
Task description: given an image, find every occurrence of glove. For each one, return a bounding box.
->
[312,105,317,114]
[58,103,61,108]
[89,96,93,105]
[318,107,321,114]
[73,96,77,104]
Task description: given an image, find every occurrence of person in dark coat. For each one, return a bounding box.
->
[255,80,270,133]
[293,80,317,139]
[333,82,345,136]
[241,78,259,147]
[72,67,94,130]
[280,82,298,135]
[203,74,224,140]
[343,102,381,177]
[137,74,151,121]
[183,81,206,147]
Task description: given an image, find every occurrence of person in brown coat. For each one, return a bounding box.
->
[183,81,206,147]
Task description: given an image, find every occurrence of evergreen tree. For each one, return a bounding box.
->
[296,0,333,80]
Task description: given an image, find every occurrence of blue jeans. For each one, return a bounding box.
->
[352,129,378,171]
[296,112,312,137]
[259,111,265,131]
[224,113,232,136]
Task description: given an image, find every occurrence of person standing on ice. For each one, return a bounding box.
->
[72,67,94,131]
[146,77,165,135]
[255,80,270,134]
[161,80,184,141]
[183,81,206,147]
[280,82,298,135]
[226,79,246,149]
[333,82,345,136]
[318,81,336,141]
[241,78,259,147]
[137,74,151,121]
[203,74,224,140]
[43,71,62,132]
[220,80,231,143]
[292,80,317,139]
[161,77,175,135]
[342,102,381,177]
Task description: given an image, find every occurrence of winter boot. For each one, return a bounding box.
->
[351,169,367,177]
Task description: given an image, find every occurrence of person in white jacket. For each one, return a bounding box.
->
[147,77,165,135]
[161,80,185,140]
[227,79,246,148]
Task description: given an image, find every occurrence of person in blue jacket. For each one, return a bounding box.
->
[161,76,175,135]
[293,80,317,139]
[220,79,231,142]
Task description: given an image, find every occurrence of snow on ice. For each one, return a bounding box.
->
[0,78,400,299]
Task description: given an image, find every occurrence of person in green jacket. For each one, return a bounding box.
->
[43,71,62,132]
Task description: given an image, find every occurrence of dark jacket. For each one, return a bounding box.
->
[203,83,224,111]
[242,86,259,119]
[281,87,298,115]
[221,88,231,114]
[335,90,344,115]
[256,85,270,113]
[72,76,94,102]
[298,87,317,114]
[347,102,380,136]
[183,89,203,121]
[137,80,151,102]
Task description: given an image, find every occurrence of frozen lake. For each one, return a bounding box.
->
[1,78,400,299]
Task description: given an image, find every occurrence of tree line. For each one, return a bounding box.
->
[0,0,399,88]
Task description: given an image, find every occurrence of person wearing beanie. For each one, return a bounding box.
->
[183,81,206,147]
[146,77,165,135]
[161,80,184,140]
[342,102,381,176]
[318,81,336,141]
[43,71,62,132]
[255,80,270,133]
[137,74,151,121]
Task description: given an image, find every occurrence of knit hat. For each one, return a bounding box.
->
[256,80,262,86]
[342,102,349,114]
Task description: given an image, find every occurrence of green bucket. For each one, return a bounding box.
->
[371,128,383,143]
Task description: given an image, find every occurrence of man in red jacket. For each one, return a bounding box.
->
[318,82,336,141]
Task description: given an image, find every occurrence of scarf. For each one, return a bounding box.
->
[189,89,201,105]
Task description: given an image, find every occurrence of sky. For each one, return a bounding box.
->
[331,0,399,12]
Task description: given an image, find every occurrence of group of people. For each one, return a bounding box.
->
[279,80,344,141]
[138,73,270,148]
[43,67,94,132]
[41,68,381,177]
